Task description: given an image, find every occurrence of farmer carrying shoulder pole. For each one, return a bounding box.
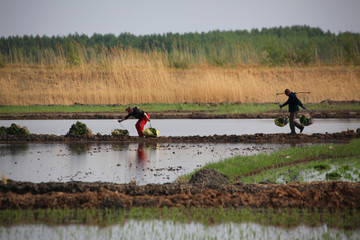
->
[118,107,150,137]
[279,89,306,134]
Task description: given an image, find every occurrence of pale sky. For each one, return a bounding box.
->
[1,0,359,37]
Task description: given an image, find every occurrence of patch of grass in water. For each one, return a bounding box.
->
[240,156,360,183]
[326,171,342,181]
[314,164,331,171]
[339,165,352,173]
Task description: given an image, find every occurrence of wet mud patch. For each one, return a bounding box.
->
[1,178,359,209]
[0,130,357,144]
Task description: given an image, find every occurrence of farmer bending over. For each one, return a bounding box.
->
[118,107,150,137]
[279,89,306,134]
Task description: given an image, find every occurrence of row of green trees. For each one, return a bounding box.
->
[0,25,359,67]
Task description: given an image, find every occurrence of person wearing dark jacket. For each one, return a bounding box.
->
[280,89,306,134]
[118,107,150,137]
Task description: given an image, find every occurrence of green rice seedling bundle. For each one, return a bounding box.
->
[143,128,160,137]
[274,116,288,127]
[67,121,92,136]
[300,114,313,126]
[0,123,30,135]
[111,129,129,136]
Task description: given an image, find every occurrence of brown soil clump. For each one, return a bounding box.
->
[1,179,359,209]
[189,169,230,186]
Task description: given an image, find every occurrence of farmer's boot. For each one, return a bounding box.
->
[300,126,304,133]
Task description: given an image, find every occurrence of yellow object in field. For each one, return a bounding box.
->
[142,128,160,137]
[111,129,129,136]
[2,173,7,185]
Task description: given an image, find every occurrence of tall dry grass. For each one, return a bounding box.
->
[0,50,359,105]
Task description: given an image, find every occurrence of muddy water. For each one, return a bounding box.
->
[0,142,312,185]
[1,119,359,136]
[1,221,358,240]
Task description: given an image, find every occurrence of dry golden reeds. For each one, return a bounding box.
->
[0,51,359,105]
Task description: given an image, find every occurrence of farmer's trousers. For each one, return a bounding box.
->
[289,111,303,134]
[135,117,149,137]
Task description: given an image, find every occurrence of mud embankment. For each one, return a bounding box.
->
[1,178,359,209]
[0,130,357,144]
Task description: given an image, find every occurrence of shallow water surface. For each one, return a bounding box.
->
[1,118,359,136]
[0,142,302,185]
[1,221,358,240]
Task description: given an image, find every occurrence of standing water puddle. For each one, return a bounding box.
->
[0,142,308,185]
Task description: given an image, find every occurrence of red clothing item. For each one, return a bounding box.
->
[135,117,149,137]
[123,107,150,136]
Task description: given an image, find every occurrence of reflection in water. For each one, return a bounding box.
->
[0,142,331,185]
[67,142,92,155]
[0,143,29,156]
[137,143,146,163]
[136,143,159,163]
[111,143,130,151]
[1,221,358,240]
[128,143,159,184]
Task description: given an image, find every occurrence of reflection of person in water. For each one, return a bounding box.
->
[137,143,146,163]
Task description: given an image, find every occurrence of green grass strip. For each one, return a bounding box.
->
[0,207,359,230]
[178,139,360,183]
[1,102,359,114]
[0,105,117,114]
[0,103,278,114]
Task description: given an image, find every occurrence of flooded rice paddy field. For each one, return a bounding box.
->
[1,118,358,184]
[1,118,359,239]
[1,142,309,185]
[2,221,359,240]
[1,118,360,136]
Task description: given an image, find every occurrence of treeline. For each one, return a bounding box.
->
[0,25,359,67]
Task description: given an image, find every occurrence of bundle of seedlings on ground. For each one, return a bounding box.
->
[313,164,331,171]
[142,127,160,137]
[111,129,129,136]
[67,121,92,136]
[0,123,29,135]
[300,114,313,126]
[274,116,288,127]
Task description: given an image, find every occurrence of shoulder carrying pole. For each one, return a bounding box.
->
[276,91,311,95]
